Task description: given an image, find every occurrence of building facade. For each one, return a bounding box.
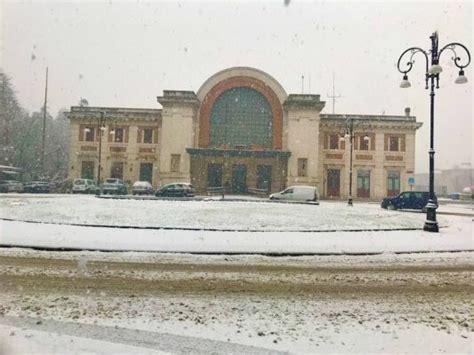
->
[67,67,422,200]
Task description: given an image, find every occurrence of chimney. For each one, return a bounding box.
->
[404,107,411,117]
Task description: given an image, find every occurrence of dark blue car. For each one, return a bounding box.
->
[381,191,437,212]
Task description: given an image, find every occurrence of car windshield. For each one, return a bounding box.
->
[105,179,118,183]
[74,180,85,185]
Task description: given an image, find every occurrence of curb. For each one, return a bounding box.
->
[0,244,472,256]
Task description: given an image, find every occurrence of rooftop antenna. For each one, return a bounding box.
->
[327,71,341,114]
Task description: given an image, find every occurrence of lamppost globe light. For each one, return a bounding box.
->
[400,74,411,88]
[428,63,443,75]
[455,70,468,84]
[363,135,370,141]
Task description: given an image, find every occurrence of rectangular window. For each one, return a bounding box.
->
[359,135,369,151]
[143,128,153,144]
[84,127,95,142]
[297,158,308,177]
[171,154,181,173]
[387,171,401,197]
[389,136,400,151]
[329,134,340,150]
[114,128,124,143]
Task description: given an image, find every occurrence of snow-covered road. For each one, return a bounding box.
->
[0,250,472,354]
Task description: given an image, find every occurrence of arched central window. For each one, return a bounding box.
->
[209,87,273,148]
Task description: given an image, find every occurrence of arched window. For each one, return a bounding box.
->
[209,87,273,148]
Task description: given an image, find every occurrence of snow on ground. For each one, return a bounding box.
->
[0,324,168,355]
[0,194,427,231]
[1,250,472,354]
[0,215,471,254]
[0,194,472,254]
[437,202,473,215]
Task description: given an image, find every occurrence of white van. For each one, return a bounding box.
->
[269,185,319,204]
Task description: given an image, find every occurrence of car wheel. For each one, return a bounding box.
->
[387,203,396,211]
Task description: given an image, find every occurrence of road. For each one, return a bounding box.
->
[0,251,473,353]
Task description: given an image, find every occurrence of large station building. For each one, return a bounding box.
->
[67,67,422,200]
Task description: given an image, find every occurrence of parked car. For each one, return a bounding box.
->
[155,183,195,198]
[0,180,23,193]
[23,181,51,193]
[449,192,461,200]
[269,185,319,203]
[381,191,437,212]
[72,179,99,194]
[102,178,128,195]
[132,181,154,195]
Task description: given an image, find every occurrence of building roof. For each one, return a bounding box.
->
[67,106,161,122]
[320,113,422,129]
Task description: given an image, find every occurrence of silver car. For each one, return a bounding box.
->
[72,179,99,194]
[132,181,154,195]
[102,178,128,195]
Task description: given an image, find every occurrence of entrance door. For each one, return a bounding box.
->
[207,163,223,188]
[327,169,340,197]
[357,170,370,198]
[387,171,401,197]
[232,164,247,194]
[81,161,94,180]
[139,163,153,184]
[111,162,124,179]
[257,165,272,192]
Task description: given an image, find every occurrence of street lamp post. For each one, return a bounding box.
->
[96,112,106,195]
[340,118,355,206]
[397,32,470,232]
[340,118,369,206]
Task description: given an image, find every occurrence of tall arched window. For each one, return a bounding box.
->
[209,87,273,148]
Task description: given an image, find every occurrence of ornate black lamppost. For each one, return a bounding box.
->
[85,111,107,195]
[340,117,369,206]
[397,32,470,232]
[96,111,106,195]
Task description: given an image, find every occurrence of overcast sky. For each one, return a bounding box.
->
[1,0,472,173]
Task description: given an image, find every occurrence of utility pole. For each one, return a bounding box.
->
[40,67,48,174]
[1,74,9,150]
[327,72,341,114]
[301,74,304,94]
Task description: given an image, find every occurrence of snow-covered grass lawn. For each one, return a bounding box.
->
[0,194,427,231]
[0,194,472,254]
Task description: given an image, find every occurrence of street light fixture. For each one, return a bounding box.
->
[397,32,471,232]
